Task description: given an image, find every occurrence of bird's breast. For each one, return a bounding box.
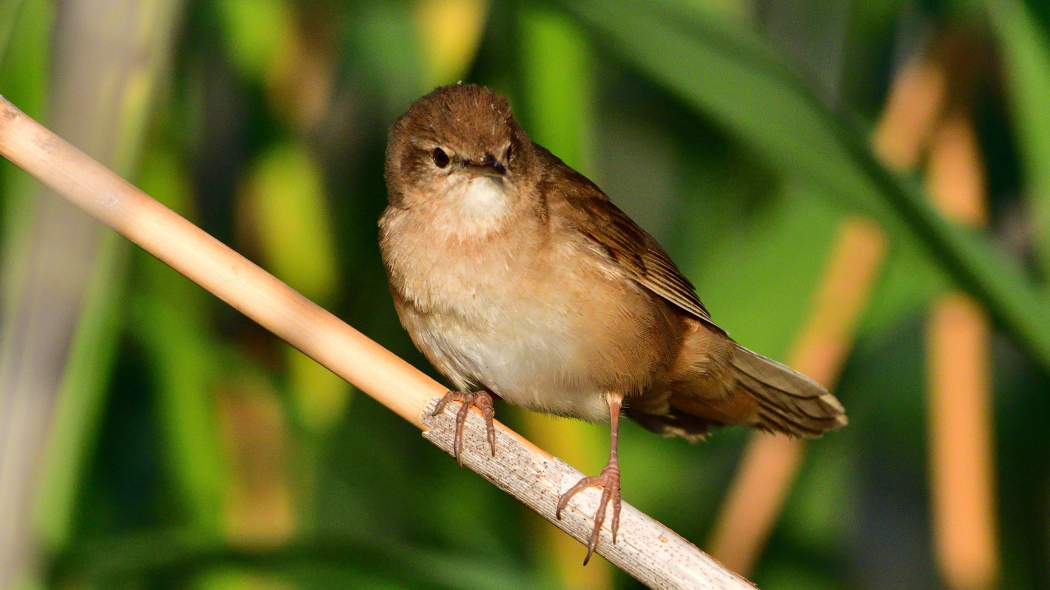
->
[380,206,680,422]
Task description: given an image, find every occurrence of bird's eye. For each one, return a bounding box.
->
[432,147,450,168]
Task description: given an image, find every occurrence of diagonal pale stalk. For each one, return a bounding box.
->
[706,48,947,575]
[707,217,886,575]
[0,96,756,590]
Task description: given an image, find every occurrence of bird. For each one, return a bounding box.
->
[378,83,847,564]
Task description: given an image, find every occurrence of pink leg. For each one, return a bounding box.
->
[556,394,624,565]
[431,390,496,467]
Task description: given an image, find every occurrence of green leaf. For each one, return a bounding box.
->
[691,183,843,360]
[130,287,228,535]
[34,235,130,550]
[0,0,27,69]
[518,5,595,172]
[556,0,1050,373]
[0,0,52,310]
[985,0,1050,281]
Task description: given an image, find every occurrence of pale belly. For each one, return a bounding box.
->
[394,262,679,423]
[399,292,616,421]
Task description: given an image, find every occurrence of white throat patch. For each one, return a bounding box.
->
[449,176,509,233]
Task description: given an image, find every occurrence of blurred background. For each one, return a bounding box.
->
[2,0,1050,588]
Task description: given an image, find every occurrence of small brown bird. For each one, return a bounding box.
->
[379,84,846,563]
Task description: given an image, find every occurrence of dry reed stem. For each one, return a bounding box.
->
[706,218,886,574]
[0,95,755,590]
[706,50,948,575]
[707,45,1001,584]
[873,56,949,169]
[925,111,1000,590]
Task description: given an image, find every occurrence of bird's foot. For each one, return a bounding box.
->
[431,390,496,466]
[556,461,622,565]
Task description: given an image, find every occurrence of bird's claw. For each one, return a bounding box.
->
[555,462,622,565]
[431,390,496,467]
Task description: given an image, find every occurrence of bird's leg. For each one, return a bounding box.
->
[431,390,496,467]
[556,394,624,565]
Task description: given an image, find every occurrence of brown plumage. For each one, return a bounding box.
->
[379,83,846,562]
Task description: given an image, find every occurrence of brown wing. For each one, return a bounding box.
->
[536,145,724,332]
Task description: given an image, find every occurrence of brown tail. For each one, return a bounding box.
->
[625,323,847,441]
[728,343,847,437]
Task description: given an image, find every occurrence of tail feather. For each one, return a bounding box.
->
[729,344,847,438]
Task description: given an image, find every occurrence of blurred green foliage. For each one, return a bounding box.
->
[2,0,1050,589]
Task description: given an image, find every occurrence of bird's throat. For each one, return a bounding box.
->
[440,176,512,238]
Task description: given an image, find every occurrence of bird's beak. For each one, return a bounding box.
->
[465,154,507,177]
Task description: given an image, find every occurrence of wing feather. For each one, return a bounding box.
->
[536,144,721,330]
